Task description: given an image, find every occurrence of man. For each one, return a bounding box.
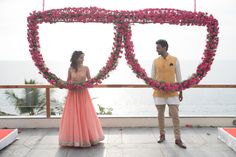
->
[151,39,187,149]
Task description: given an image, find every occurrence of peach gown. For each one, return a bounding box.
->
[59,67,104,147]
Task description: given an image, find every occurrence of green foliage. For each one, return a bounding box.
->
[0,111,15,116]
[4,79,63,116]
[97,104,113,115]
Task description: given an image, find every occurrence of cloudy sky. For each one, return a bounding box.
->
[0,0,236,84]
[0,0,235,62]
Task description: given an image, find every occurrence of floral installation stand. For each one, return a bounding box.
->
[27,7,219,91]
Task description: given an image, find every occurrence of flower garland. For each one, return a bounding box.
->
[27,7,219,91]
[123,8,219,91]
[27,7,124,89]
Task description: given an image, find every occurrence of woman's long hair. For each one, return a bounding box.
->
[70,50,84,72]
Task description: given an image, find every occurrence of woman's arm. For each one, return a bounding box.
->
[86,66,91,80]
[67,67,71,82]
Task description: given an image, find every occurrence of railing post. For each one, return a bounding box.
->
[46,87,50,118]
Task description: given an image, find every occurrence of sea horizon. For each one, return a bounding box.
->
[0,59,236,116]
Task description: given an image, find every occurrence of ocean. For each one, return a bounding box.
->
[0,59,236,116]
[1,0,236,117]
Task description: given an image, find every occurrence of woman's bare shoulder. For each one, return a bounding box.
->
[68,67,72,71]
[83,66,89,70]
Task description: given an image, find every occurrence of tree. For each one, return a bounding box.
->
[4,79,63,116]
[0,111,15,116]
[97,104,113,115]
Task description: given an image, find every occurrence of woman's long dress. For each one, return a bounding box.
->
[59,67,104,147]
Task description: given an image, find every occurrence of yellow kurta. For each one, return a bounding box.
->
[153,55,178,97]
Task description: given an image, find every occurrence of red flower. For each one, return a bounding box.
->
[27,7,219,90]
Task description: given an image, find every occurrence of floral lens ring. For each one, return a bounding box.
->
[27,7,124,89]
[122,8,219,91]
[27,7,219,90]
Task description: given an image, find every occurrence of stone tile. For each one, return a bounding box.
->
[23,135,45,148]
[179,129,206,147]
[122,128,156,144]
[39,135,59,145]
[192,127,219,142]
[117,143,158,149]
[107,128,123,144]
[34,144,61,150]
[151,127,175,142]
[123,147,163,157]
[198,142,236,152]
[0,139,22,151]
[161,147,197,157]
[10,129,37,145]
[1,127,235,157]
[25,147,68,157]
[106,148,123,157]
[8,147,31,157]
[0,149,12,157]
[101,128,109,144]
[16,128,53,149]
[162,148,236,157]
[66,147,106,157]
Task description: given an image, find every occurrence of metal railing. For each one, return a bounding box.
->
[1,84,236,118]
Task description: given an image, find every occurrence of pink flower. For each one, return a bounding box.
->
[28,7,218,90]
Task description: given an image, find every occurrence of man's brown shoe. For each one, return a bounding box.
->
[157,135,165,143]
[175,139,187,149]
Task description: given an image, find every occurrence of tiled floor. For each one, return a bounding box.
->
[0,127,235,157]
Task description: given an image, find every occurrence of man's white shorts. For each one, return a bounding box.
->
[153,96,180,105]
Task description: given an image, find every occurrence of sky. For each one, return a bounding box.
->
[0,0,236,84]
[1,0,236,115]
[0,0,236,61]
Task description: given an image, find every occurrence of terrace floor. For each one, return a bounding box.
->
[0,127,235,157]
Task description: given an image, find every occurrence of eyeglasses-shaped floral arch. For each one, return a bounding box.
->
[27,7,219,91]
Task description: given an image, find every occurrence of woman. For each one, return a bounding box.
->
[59,50,104,147]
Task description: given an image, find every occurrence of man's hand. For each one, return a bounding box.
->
[179,91,183,102]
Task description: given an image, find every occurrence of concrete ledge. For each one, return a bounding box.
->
[0,116,235,128]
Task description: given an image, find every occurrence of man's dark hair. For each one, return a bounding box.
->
[156,39,168,51]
